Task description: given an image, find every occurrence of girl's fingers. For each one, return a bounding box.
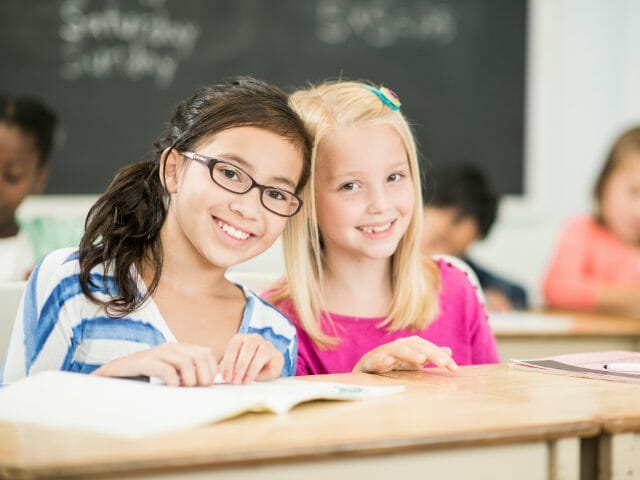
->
[355,338,458,374]
[426,346,458,371]
[255,351,284,381]
[400,337,458,372]
[223,335,280,384]
[232,338,261,384]
[93,353,183,386]
[386,343,428,367]
[191,347,218,386]
[441,346,453,356]
[220,335,243,383]
[144,361,182,387]
[371,354,397,373]
[242,343,272,383]
[93,343,220,387]
[157,350,198,386]
[358,351,396,373]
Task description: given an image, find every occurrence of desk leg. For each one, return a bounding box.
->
[549,437,580,480]
[599,433,640,480]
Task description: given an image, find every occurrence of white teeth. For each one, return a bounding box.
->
[359,222,392,234]
[217,220,250,240]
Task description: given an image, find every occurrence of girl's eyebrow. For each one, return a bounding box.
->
[387,161,410,170]
[218,152,297,190]
[329,170,364,179]
[328,162,409,180]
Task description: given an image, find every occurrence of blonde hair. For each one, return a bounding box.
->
[267,80,440,347]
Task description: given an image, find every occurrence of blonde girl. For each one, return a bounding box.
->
[267,81,499,374]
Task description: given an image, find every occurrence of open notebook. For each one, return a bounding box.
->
[509,350,640,384]
[0,371,404,438]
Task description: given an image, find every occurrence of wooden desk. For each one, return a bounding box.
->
[598,398,640,480]
[492,311,640,360]
[5,365,640,480]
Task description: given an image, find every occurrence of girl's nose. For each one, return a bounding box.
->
[366,185,391,214]
[228,187,261,220]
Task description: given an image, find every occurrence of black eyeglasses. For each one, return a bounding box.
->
[181,151,302,217]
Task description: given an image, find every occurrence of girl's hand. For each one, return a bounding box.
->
[220,334,284,384]
[92,343,218,387]
[353,336,458,374]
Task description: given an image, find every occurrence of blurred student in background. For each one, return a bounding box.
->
[543,126,640,317]
[421,164,528,311]
[0,95,75,281]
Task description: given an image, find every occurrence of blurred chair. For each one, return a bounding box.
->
[225,271,281,295]
[0,281,26,358]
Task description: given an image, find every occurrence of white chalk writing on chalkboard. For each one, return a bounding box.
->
[58,0,201,88]
[316,0,457,48]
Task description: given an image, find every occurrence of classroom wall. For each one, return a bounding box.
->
[18,0,640,305]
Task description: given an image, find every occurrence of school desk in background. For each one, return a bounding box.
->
[489,310,640,360]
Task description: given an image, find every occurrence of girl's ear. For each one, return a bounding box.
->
[160,148,183,194]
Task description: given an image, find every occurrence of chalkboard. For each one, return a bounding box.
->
[0,0,526,195]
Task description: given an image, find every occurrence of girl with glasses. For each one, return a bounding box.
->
[2,77,312,386]
[265,81,499,375]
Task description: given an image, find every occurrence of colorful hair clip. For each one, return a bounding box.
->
[366,86,401,110]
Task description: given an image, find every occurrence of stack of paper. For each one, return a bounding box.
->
[509,350,640,384]
[0,371,404,437]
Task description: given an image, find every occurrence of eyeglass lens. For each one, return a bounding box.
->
[210,162,299,216]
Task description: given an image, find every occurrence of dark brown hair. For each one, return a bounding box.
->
[0,95,57,165]
[79,77,312,317]
[593,126,640,221]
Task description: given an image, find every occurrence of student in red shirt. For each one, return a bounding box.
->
[543,126,640,316]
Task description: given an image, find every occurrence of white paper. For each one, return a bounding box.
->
[0,371,404,438]
[509,350,640,384]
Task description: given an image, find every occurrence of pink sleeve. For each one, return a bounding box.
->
[466,280,500,364]
[436,259,500,365]
[542,218,599,309]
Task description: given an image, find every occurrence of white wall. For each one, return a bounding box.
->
[19,0,640,303]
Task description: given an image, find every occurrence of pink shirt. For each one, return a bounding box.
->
[272,259,500,375]
[543,216,640,309]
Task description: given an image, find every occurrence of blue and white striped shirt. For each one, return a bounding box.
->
[1,248,297,383]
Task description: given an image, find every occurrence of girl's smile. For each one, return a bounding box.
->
[163,126,303,269]
[315,124,414,263]
[356,219,397,238]
[213,216,253,243]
